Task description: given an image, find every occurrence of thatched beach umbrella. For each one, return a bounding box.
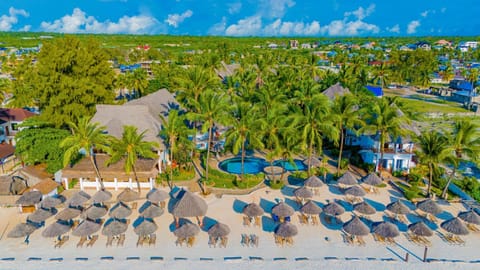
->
[42,220,72,238]
[92,190,112,204]
[300,200,322,215]
[41,195,66,209]
[174,222,200,238]
[343,216,369,236]
[133,217,157,236]
[416,199,442,215]
[27,208,57,223]
[386,200,410,215]
[208,223,230,238]
[172,190,208,218]
[294,186,313,199]
[102,218,128,237]
[146,188,169,203]
[274,222,298,237]
[16,190,42,206]
[373,222,400,238]
[117,188,140,202]
[139,201,164,218]
[8,223,37,238]
[303,157,321,168]
[109,201,132,219]
[458,210,480,225]
[344,185,366,197]
[83,204,108,219]
[362,173,383,186]
[441,217,469,235]
[271,202,295,218]
[323,201,345,216]
[263,166,284,175]
[56,207,82,220]
[337,171,358,186]
[353,201,376,215]
[72,219,102,237]
[67,191,91,207]
[304,175,323,188]
[408,222,433,237]
[243,203,264,217]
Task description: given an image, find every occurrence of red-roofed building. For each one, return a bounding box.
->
[0,108,36,146]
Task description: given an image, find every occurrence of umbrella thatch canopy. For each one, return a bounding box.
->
[133,217,157,236]
[172,190,208,218]
[72,219,102,237]
[109,201,132,219]
[263,166,284,175]
[243,203,264,217]
[8,223,37,238]
[362,173,383,186]
[67,191,91,207]
[353,201,376,215]
[83,204,108,219]
[323,202,345,216]
[300,200,322,215]
[408,222,433,237]
[304,175,323,188]
[416,199,442,215]
[208,223,230,238]
[92,190,112,203]
[27,208,57,223]
[458,210,480,225]
[139,201,164,218]
[344,185,366,197]
[274,222,298,237]
[146,188,169,203]
[42,220,72,238]
[102,218,128,236]
[117,188,140,202]
[16,190,42,206]
[174,222,200,238]
[56,207,82,220]
[337,171,358,186]
[373,222,400,238]
[271,202,295,218]
[294,186,313,199]
[41,195,66,209]
[441,217,469,235]
[343,216,369,236]
[303,157,321,168]
[386,200,410,215]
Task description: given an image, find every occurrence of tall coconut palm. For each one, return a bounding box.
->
[60,117,110,190]
[371,62,391,89]
[127,68,149,98]
[106,126,159,194]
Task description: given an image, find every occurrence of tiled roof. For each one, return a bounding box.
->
[0,108,36,122]
[0,143,14,160]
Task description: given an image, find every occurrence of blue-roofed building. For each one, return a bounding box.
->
[365,85,383,97]
[449,79,473,91]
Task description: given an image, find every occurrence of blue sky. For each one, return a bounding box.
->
[0,0,478,36]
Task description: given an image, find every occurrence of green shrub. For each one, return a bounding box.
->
[340,158,349,170]
[68,179,78,189]
[269,181,284,190]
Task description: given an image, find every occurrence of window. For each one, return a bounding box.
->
[11,123,18,131]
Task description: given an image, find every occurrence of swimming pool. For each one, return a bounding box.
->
[218,157,267,174]
[273,159,307,172]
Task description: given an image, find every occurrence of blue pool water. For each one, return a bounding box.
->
[273,159,307,171]
[219,157,267,174]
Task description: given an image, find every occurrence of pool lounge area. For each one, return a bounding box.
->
[218,157,307,175]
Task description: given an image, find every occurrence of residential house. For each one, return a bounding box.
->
[289,40,299,49]
[0,108,36,146]
[301,43,311,49]
[459,41,478,52]
[415,41,431,51]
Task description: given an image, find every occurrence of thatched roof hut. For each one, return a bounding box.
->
[243,203,264,217]
[139,201,164,218]
[304,175,323,188]
[102,218,128,237]
[300,200,322,215]
[271,202,295,218]
[16,190,42,206]
[416,199,442,215]
[441,217,469,236]
[208,223,230,238]
[42,220,72,238]
[386,200,410,215]
[171,190,208,218]
[343,216,369,236]
[133,217,157,236]
[353,201,376,215]
[109,201,132,219]
[27,208,57,223]
[174,222,200,238]
[294,186,313,199]
[146,188,169,203]
[337,171,358,186]
[344,185,366,197]
[458,210,480,225]
[274,222,298,237]
[362,173,382,186]
[408,222,433,237]
[41,195,66,208]
[303,157,321,168]
[323,202,345,216]
[67,191,91,207]
[83,204,108,219]
[55,207,82,220]
[117,188,140,202]
[92,190,112,203]
[72,219,102,237]
[373,222,399,238]
[8,223,37,238]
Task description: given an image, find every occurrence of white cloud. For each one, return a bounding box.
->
[19,25,31,31]
[421,9,436,18]
[208,17,227,35]
[263,19,320,36]
[407,20,420,34]
[386,24,400,33]
[344,4,375,20]
[0,7,29,31]
[320,19,379,36]
[40,8,159,34]
[228,2,242,14]
[259,0,295,19]
[225,16,262,36]
[165,9,193,28]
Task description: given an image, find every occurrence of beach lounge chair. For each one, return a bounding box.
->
[298,214,307,225]
[286,237,294,246]
[149,234,156,246]
[357,236,366,246]
[86,235,98,247]
[55,236,69,248]
[467,223,480,232]
[76,236,87,248]
[373,233,386,244]
[118,234,125,247]
[137,235,145,247]
[220,237,228,248]
[254,216,261,227]
[342,233,354,245]
[208,235,217,248]
[311,215,319,226]
[132,202,138,210]
[176,237,186,246]
[106,236,114,247]
[241,234,250,247]
[243,216,251,226]
[186,237,195,247]
[250,234,258,247]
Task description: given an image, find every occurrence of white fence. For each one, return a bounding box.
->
[63,177,155,191]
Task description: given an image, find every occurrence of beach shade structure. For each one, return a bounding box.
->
[304,175,323,188]
[67,191,91,207]
[117,188,140,202]
[109,201,132,219]
[174,222,200,238]
[294,186,313,200]
[271,202,295,218]
[83,204,108,220]
[303,156,321,168]
[133,217,158,236]
[171,190,208,218]
[408,222,433,237]
[72,219,102,237]
[41,195,66,209]
[27,207,57,223]
[386,200,410,215]
[458,210,480,225]
[102,218,128,237]
[42,220,72,238]
[416,199,442,216]
[243,203,264,217]
[337,171,358,186]
[274,222,298,238]
[373,222,400,238]
[92,190,112,204]
[441,217,469,236]
[55,206,82,221]
[362,173,383,186]
[139,201,164,219]
[208,222,230,238]
[353,201,376,216]
[344,185,366,198]
[146,188,169,203]
[343,216,370,236]
[8,223,37,238]
[300,200,322,216]
[16,190,42,206]
[323,201,345,216]
[263,166,284,175]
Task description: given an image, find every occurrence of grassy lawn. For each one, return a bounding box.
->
[399,97,469,113]
[157,168,196,183]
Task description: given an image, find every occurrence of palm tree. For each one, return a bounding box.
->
[371,62,391,89]
[127,68,149,98]
[60,117,110,190]
[106,126,159,194]
[416,131,451,197]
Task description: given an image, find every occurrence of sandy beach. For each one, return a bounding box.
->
[1,182,479,270]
